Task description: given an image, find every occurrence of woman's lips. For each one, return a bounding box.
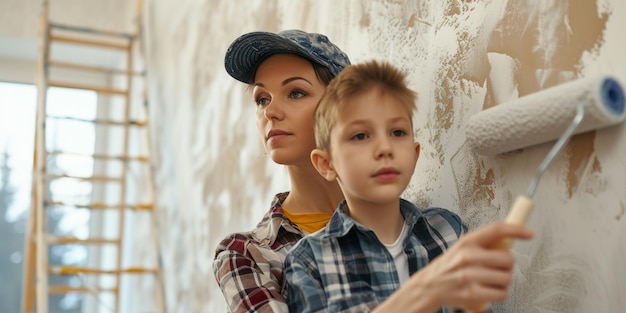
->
[266,129,290,142]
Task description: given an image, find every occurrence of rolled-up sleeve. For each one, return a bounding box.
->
[213,235,288,313]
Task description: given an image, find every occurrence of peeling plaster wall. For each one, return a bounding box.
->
[143,1,626,312]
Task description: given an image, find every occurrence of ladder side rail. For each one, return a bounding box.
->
[144,116,166,313]
[112,34,135,313]
[34,1,52,312]
[134,0,166,310]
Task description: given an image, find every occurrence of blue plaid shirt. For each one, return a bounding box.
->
[285,199,467,313]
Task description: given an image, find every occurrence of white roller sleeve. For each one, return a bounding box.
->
[465,75,626,155]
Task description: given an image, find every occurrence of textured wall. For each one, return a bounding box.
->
[143,1,626,312]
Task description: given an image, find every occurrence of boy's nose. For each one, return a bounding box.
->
[374,137,393,159]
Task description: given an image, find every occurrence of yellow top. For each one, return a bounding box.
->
[283,207,333,234]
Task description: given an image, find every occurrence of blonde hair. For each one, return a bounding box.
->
[313,60,417,151]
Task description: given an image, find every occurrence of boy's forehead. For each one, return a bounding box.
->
[333,100,361,124]
[328,95,414,136]
[336,90,411,117]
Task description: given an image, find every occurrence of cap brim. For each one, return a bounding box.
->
[224,32,312,84]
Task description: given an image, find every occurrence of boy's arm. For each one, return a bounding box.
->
[284,244,329,313]
[213,237,287,313]
[374,222,533,313]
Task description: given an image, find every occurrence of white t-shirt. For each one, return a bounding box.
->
[383,222,410,285]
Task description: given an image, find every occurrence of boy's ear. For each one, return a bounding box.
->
[310,149,337,181]
[414,142,421,162]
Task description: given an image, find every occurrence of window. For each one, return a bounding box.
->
[1,81,97,313]
[0,82,37,313]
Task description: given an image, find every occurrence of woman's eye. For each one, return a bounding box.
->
[351,133,368,141]
[289,90,307,99]
[255,97,270,107]
[391,129,407,137]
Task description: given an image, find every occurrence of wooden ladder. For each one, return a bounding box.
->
[21,1,164,312]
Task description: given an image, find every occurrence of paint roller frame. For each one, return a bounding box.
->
[465,76,626,156]
[464,100,584,313]
[464,75,626,313]
[498,98,585,238]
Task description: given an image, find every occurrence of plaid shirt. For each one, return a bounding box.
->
[213,192,305,313]
[285,199,467,313]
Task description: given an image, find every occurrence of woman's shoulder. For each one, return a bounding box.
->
[214,230,257,256]
[213,212,274,258]
[213,192,295,257]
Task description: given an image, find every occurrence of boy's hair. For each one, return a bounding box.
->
[313,60,417,151]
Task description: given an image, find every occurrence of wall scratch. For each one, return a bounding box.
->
[617,202,625,221]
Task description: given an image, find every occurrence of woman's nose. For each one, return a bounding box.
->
[263,100,284,121]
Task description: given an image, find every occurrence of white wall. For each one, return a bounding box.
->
[144,0,626,312]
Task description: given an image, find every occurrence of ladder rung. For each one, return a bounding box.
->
[48,81,128,95]
[45,200,154,211]
[48,150,150,162]
[47,60,143,76]
[49,266,158,275]
[50,23,134,39]
[49,285,117,294]
[46,235,120,245]
[49,34,130,50]
[45,174,123,182]
[46,115,147,127]
[131,203,154,210]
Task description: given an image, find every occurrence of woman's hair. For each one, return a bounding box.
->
[251,57,335,85]
[248,56,336,92]
[313,60,417,151]
[311,61,336,86]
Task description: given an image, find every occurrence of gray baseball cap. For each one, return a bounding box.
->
[224,29,351,84]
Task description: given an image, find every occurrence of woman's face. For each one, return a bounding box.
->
[252,54,327,166]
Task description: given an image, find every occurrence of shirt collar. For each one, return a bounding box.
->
[252,192,304,245]
[325,198,423,237]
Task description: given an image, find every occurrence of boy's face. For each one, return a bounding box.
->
[325,88,419,205]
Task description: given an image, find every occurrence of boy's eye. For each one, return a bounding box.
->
[289,90,307,99]
[391,129,407,137]
[351,133,368,141]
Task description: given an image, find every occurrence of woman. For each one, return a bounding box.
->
[213,29,350,313]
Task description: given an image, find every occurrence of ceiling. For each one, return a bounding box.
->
[0,0,136,72]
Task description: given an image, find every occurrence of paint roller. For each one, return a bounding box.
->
[463,74,625,312]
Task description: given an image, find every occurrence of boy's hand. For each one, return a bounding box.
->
[374,222,533,313]
[417,222,533,310]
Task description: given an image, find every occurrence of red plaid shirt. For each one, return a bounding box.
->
[213,192,305,312]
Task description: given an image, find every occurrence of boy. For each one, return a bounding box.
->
[284,60,532,313]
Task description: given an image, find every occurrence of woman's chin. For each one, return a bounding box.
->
[268,152,305,167]
[267,151,290,165]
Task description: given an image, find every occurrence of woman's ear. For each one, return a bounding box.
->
[310,149,337,181]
